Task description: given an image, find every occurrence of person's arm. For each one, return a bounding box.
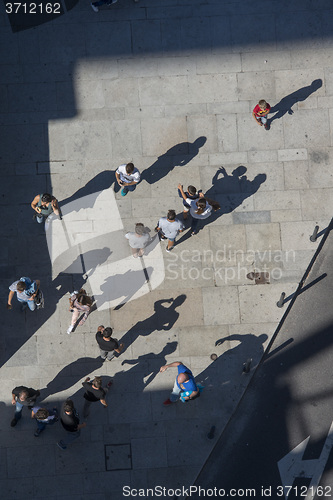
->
[159,361,182,373]
[100,399,107,407]
[183,389,199,401]
[77,422,86,429]
[51,197,60,215]
[260,106,270,117]
[7,290,15,309]
[115,171,123,186]
[11,393,16,405]
[31,409,36,418]
[28,280,40,301]
[114,343,124,354]
[252,110,262,125]
[177,184,187,202]
[31,194,42,213]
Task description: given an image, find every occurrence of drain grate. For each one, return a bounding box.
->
[105,443,132,471]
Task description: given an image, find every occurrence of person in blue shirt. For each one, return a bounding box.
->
[159,361,199,405]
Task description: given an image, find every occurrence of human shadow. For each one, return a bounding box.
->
[119,295,186,353]
[176,166,266,241]
[141,137,207,185]
[39,356,104,401]
[121,341,178,389]
[59,170,116,213]
[93,267,154,311]
[268,79,322,126]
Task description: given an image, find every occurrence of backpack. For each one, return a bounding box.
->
[34,289,44,309]
[19,277,37,297]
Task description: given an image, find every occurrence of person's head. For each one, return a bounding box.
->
[76,289,92,306]
[258,99,267,110]
[126,163,135,174]
[135,223,145,236]
[167,210,176,221]
[92,376,102,389]
[187,185,197,196]
[195,198,207,215]
[63,399,74,414]
[177,372,190,384]
[16,281,27,292]
[18,389,29,401]
[35,408,49,420]
[103,327,113,338]
[41,193,52,204]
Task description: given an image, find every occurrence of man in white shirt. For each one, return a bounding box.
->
[115,163,141,197]
[155,210,184,252]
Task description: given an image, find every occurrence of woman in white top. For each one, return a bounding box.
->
[178,184,220,235]
[125,223,150,257]
[67,289,93,334]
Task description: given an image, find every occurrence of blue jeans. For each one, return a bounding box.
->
[14,401,24,420]
[191,218,200,232]
[122,183,136,193]
[60,429,81,447]
[17,297,36,311]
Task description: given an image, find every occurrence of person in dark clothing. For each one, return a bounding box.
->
[11,386,40,427]
[82,376,112,418]
[95,325,124,361]
[57,399,86,450]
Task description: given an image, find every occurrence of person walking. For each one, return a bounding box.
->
[57,399,86,450]
[178,185,201,220]
[115,162,141,197]
[67,289,92,334]
[159,362,199,405]
[125,223,151,258]
[82,376,112,418]
[178,184,220,235]
[96,326,124,361]
[155,210,184,252]
[11,386,40,427]
[252,99,271,130]
[7,277,40,312]
[31,406,58,437]
[31,193,60,223]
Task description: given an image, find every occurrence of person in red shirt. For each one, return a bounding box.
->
[252,100,271,129]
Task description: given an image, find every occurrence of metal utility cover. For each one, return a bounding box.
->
[105,443,132,471]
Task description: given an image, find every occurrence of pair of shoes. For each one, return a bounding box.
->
[133,253,138,258]
[67,325,74,334]
[90,3,99,11]
[163,398,173,406]
[191,231,197,236]
[165,246,173,252]
[34,429,42,437]
[57,441,67,450]
[121,188,128,196]
[10,418,18,427]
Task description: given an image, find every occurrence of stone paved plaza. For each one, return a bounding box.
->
[1,0,333,498]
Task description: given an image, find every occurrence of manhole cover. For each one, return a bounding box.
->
[105,443,132,471]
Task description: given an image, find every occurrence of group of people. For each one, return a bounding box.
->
[6,159,229,447]
[10,358,199,448]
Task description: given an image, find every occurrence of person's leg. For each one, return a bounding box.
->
[61,430,81,447]
[126,184,136,192]
[100,348,108,361]
[191,218,199,234]
[170,380,182,402]
[17,297,28,311]
[183,207,190,220]
[36,214,44,223]
[92,0,108,6]
[138,247,145,257]
[106,350,115,361]
[27,299,36,311]
[13,401,24,422]
[131,247,139,258]
[83,399,91,418]
[166,238,175,252]
[35,421,46,436]
[71,308,80,326]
